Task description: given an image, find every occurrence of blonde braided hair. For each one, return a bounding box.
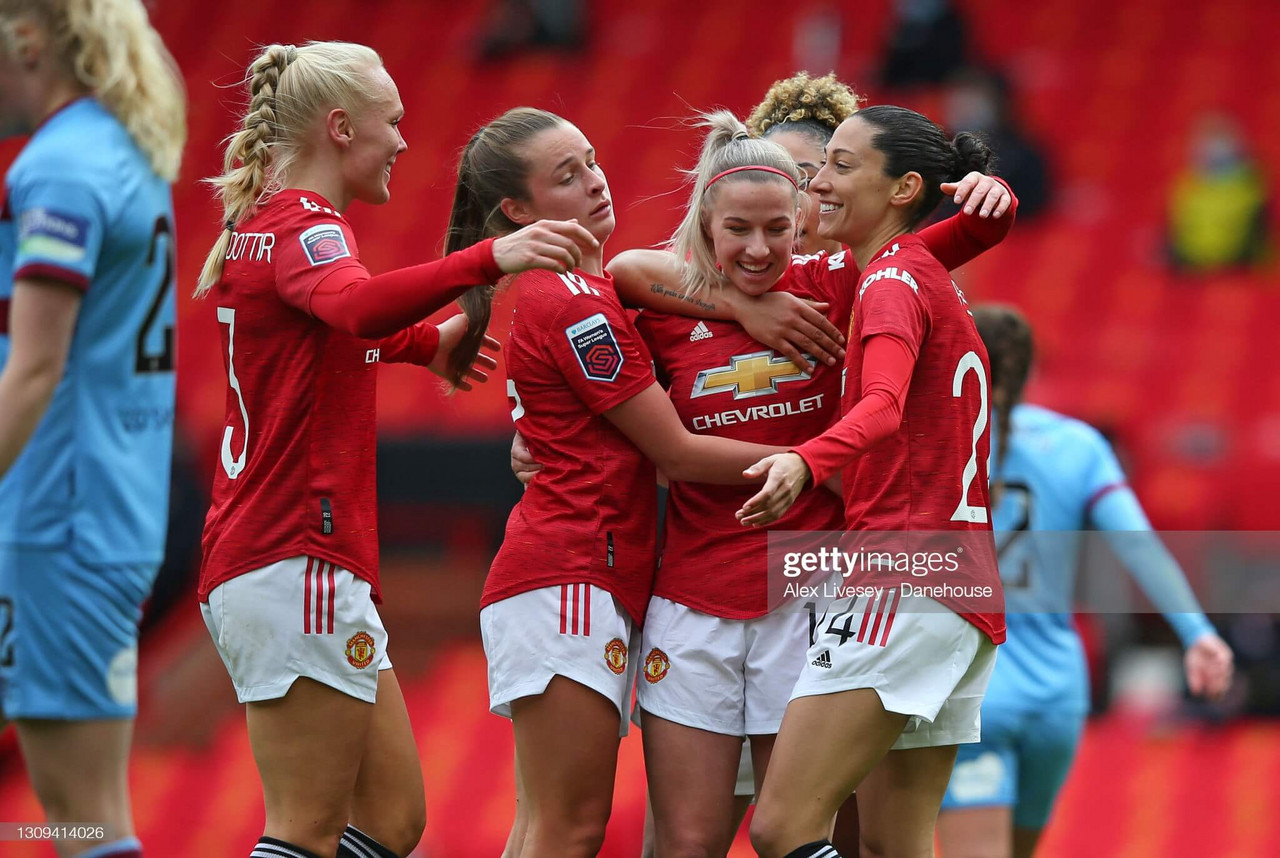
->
[195,41,383,296]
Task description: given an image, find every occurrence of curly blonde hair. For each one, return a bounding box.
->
[746,71,864,140]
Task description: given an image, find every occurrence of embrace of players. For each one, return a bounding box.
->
[0,5,1234,853]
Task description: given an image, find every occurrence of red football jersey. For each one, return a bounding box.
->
[634,253,858,619]
[484,268,659,625]
[795,234,1006,643]
[198,191,498,601]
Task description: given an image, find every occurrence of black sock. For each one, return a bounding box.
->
[337,825,400,858]
[250,837,325,858]
[783,841,843,858]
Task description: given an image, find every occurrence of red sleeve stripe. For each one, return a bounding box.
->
[0,299,8,336]
[1084,481,1128,514]
[14,263,90,291]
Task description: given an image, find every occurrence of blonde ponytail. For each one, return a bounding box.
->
[667,111,803,296]
[0,0,187,181]
[194,40,383,297]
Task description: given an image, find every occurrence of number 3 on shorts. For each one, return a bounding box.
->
[951,350,989,524]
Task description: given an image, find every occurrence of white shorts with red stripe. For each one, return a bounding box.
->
[790,592,996,749]
[636,596,809,736]
[480,583,639,734]
[200,556,391,704]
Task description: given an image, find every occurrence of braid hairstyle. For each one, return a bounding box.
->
[666,110,803,296]
[195,41,384,297]
[972,303,1034,497]
[443,107,565,389]
[746,70,864,144]
[0,0,187,180]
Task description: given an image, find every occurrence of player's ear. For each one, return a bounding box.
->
[890,171,924,211]
[500,197,535,227]
[326,108,354,149]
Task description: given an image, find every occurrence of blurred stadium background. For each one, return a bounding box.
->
[4,0,1280,854]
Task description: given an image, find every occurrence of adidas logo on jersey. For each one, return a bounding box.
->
[689,321,713,342]
[811,650,833,669]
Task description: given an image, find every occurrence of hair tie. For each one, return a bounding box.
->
[707,165,798,190]
[224,220,235,231]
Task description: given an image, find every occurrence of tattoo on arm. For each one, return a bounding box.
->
[649,282,716,313]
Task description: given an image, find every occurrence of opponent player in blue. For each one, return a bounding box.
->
[936,304,1234,858]
[0,2,184,856]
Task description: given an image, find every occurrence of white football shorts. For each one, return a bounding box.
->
[636,596,809,737]
[481,583,640,735]
[790,592,996,749]
[201,555,391,704]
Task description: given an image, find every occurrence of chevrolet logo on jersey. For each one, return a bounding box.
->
[690,351,814,400]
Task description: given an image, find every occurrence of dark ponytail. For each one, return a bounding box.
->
[443,107,565,389]
[971,303,1034,491]
[857,105,996,228]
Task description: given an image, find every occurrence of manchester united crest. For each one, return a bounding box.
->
[604,637,628,675]
[643,647,670,684]
[346,631,376,669]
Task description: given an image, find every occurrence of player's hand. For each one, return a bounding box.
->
[736,452,810,527]
[493,219,599,275]
[429,314,499,391]
[511,431,542,486]
[733,291,845,369]
[1185,632,1233,700]
[941,173,1013,219]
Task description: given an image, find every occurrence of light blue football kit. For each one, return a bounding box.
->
[0,98,175,718]
[941,404,1213,828]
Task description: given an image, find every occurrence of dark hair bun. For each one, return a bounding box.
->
[950,132,994,180]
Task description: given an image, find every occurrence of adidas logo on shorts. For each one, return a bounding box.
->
[811,650,833,669]
[689,321,713,342]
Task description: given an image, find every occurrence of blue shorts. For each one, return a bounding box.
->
[940,703,1085,830]
[0,545,157,720]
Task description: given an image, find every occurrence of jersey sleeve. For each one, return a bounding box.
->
[793,333,916,485]
[1078,428,1130,515]
[377,320,440,366]
[855,262,929,357]
[272,211,370,313]
[544,293,657,415]
[916,177,1018,271]
[8,173,107,290]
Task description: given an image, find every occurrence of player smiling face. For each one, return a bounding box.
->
[811,115,917,247]
[704,178,798,296]
[341,64,406,206]
[506,122,615,245]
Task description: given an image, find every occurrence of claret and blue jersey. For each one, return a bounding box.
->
[984,403,1212,715]
[942,402,1215,827]
[0,98,176,564]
